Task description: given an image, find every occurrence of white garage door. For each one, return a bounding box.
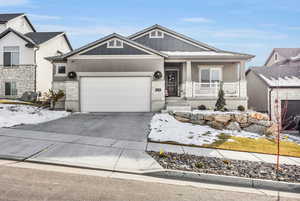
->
[80,77,151,112]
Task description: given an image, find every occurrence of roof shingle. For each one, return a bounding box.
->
[25,32,63,45]
[0,13,24,23]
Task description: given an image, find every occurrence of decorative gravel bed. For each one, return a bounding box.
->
[148,151,300,183]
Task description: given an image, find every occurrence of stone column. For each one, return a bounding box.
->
[185,61,193,98]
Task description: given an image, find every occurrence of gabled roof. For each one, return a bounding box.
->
[129,24,219,51]
[0,28,37,47]
[47,33,167,61]
[247,59,300,88]
[0,13,36,32]
[128,24,254,59]
[264,48,300,66]
[24,32,73,50]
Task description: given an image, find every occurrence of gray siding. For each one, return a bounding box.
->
[246,71,268,112]
[133,33,205,52]
[81,43,149,55]
[53,58,164,82]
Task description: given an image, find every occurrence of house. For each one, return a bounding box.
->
[48,24,254,112]
[264,48,300,67]
[246,49,300,126]
[0,13,72,98]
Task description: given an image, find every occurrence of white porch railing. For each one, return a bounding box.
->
[192,82,240,97]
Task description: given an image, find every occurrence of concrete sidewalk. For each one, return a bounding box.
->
[0,128,162,173]
[147,142,300,166]
[0,128,299,175]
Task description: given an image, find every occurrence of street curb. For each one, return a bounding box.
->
[144,170,300,193]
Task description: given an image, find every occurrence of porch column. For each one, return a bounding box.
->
[185,60,193,98]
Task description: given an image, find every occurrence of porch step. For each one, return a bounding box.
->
[165,102,192,112]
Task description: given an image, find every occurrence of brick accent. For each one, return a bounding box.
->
[0,65,36,98]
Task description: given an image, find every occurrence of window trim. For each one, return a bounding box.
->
[107,39,124,48]
[55,63,67,76]
[198,66,223,85]
[3,46,20,67]
[149,30,164,38]
[4,81,17,96]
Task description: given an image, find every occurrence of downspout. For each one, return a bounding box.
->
[33,47,39,92]
[268,88,273,120]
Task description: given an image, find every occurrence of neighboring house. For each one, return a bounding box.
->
[0,13,72,98]
[48,24,254,112]
[246,50,300,125]
[264,48,300,67]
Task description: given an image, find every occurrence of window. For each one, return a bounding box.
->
[199,67,222,86]
[55,64,66,76]
[107,39,123,48]
[3,46,20,67]
[149,30,164,38]
[274,53,278,61]
[5,82,17,96]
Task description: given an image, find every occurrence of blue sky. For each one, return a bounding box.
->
[1,0,300,67]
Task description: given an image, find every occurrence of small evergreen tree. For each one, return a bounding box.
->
[215,82,226,111]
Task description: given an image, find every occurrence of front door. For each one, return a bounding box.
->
[165,70,178,96]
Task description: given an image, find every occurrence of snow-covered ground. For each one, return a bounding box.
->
[148,113,300,146]
[0,104,69,128]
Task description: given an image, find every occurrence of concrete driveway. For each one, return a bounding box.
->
[14,113,153,142]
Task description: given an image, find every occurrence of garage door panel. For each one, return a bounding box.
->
[80,77,151,112]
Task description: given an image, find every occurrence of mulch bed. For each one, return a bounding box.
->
[147,151,300,183]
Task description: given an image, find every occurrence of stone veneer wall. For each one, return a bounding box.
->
[0,65,36,98]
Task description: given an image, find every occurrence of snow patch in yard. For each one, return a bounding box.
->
[149,114,262,146]
[0,104,69,128]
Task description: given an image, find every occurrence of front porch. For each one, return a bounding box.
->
[164,60,247,110]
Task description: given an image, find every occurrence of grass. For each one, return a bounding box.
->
[0,99,33,105]
[203,134,300,157]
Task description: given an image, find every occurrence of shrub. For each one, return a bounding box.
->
[198,105,207,110]
[215,82,226,111]
[237,105,245,111]
[195,162,204,168]
[43,89,65,110]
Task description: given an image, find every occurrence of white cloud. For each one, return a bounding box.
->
[28,14,62,20]
[211,29,288,39]
[182,17,214,23]
[0,0,28,6]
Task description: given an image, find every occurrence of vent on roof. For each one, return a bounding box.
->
[107,39,123,48]
[149,30,164,38]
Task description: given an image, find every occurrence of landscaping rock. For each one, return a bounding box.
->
[174,112,191,119]
[211,121,225,130]
[240,123,251,128]
[249,112,269,121]
[264,123,279,137]
[191,120,206,125]
[234,114,248,124]
[249,118,272,127]
[214,114,232,124]
[175,116,191,123]
[190,113,204,121]
[226,121,241,131]
[148,151,300,183]
[204,114,214,121]
[243,124,267,135]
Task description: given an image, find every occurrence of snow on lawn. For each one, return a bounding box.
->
[148,113,263,146]
[0,104,69,128]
